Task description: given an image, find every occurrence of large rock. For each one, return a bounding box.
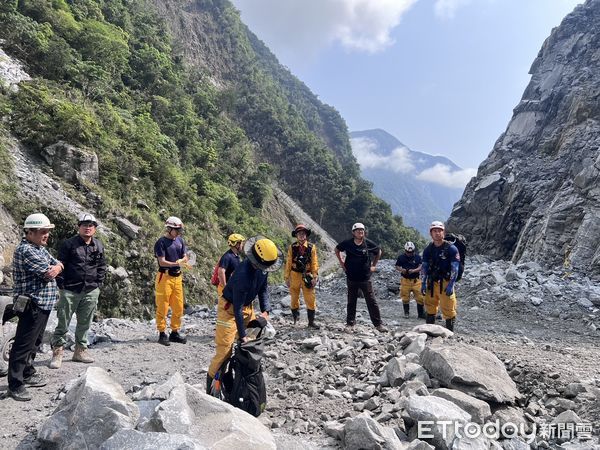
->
[343,413,404,450]
[432,388,491,424]
[100,430,207,449]
[447,0,600,275]
[402,395,471,450]
[41,141,99,184]
[114,217,141,240]
[38,367,140,449]
[420,343,521,403]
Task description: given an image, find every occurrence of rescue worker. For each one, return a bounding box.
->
[206,236,282,393]
[154,216,189,346]
[216,233,245,298]
[284,224,320,328]
[49,213,106,368]
[395,241,425,319]
[421,221,460,331]
[7,213,63,401]
[335,223,387,333]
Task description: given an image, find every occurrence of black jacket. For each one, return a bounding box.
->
[57,235,107,293]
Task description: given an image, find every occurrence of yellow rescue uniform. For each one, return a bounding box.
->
[155,271,184,332]
[424,280,457,320]
[400,277,424,305]
[284,242,319,310]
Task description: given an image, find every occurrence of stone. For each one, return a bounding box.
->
[100,430,206,449]
[403,334,427,356]
[420,343,521,403]
[344,413,404,450]
[432,388,491,424]
[411,324,453,338]
[41,141,99,185]
[114,217,141,240]
[302,337,322,349]
[38,367,140,449]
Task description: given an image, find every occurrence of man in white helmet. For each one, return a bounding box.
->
[421,221,460,331]
[154,216,188,346]
[335,223,387,333]
[7,213,64,401]
[49,213,106,369]
[395,241,425,319]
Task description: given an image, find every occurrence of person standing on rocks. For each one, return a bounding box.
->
[7,213,63,401]
[216,233,245,298]
[395,241,425,319]
[49,213,106,369]
[284,224,320,328]
[154,216,189,346]
[421,221,460,331]
[207,236,282,393]
[335,223,387,333]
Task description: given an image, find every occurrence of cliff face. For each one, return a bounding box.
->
[448,0,600,275]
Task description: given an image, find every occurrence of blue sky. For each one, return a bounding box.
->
[231,0,583,174]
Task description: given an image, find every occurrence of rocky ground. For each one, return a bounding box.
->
[1,258,600,449]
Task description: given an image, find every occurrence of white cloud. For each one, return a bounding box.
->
[351,137,415,173]
[231,0,416,62]
[416,163,476,188]
[433,0,473,20]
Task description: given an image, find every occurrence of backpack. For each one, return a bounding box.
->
[221,335,267,417]
[210,261,220,286]
[291,242,313,273]
[445,233,467,281]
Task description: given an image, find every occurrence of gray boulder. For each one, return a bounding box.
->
[432,388,491,424]
[38,367,140,449]
[420,343,521,403]
[411,324,453,338]
[343,413,404,450]
[100,430,206,449]
[114,217,141,240]
[42,141,99,184]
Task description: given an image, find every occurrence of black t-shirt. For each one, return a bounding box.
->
[336,238,380,282]
[395,253,422,279]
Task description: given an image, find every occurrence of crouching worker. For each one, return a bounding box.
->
[207,236,282,393]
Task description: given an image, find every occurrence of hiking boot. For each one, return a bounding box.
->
[158,332,171,346]
[7,386,31,402]
[307,309,320,329]
[344,325,354,334]
[375,324,388,333]
[73,345,94,363]
[403,303,410,319]
[291,308,300,325]
[49,346,64,369]
[417,304,425,319]
[169,331,187,344]
[23,373,47,387]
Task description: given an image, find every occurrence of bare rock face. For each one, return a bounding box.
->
[447,0,600,275]
[41,141,99,185]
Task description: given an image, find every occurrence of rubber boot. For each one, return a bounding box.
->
[291,308,300,325]
[49,346,64,369]
[445,318,456,332]
[169,330,187,344]
[72,345,94,363]
[417,304,425,319]
[158,332,171,346]
[403,303,410,318]
[206,374,213,395]
[426,314,436,324]
[307,309,320,329]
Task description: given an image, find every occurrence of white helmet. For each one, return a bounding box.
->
[429,221,445,232]
[165,216,183,229]
[404,241,415,252]
[78,212,97,226]
[352,222,365,231]
[24,213,55,230]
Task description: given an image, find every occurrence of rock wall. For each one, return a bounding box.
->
[448,0,600,276]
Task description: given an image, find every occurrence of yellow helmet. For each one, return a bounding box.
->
[244,236,283,272]
[227,233,245,247]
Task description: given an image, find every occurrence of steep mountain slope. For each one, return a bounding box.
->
[350,129,466,235]
[448,0,600,275]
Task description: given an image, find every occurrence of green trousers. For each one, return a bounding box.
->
[51,288,100,348]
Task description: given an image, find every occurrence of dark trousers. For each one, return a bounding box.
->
[8,302,50,390]
[346,279,382,327]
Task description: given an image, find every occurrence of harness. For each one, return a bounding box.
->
[291,243,313,273]
[426,241,451,295]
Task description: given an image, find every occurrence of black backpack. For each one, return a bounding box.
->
[220,322,267,417]
[445,233,467,281]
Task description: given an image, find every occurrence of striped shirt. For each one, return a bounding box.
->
[13,238,59,311]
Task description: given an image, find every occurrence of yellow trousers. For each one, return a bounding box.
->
[424,280,457,319]
[155,272,184,332]
[289,271,316,310]
[208,296,255,377]
[400,278,424,305]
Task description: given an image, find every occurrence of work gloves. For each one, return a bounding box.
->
[445,281,455,296]
[421,281,427,296]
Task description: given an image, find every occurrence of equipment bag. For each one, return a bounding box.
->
[210,258,221,286]
[221,336,267,417]
[445,233,467,281]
